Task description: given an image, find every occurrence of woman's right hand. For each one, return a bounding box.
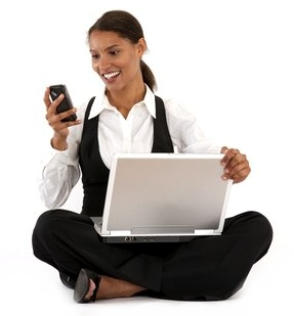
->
[43,87,81,150]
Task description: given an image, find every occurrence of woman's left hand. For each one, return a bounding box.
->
[220,146,251,184]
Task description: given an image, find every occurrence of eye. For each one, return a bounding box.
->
[109,50,120,56]
[91,54,99,59]
[91,49,120,60]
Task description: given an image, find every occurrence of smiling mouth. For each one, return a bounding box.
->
[102,71,121,80]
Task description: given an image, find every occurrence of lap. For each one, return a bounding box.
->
[34,209,272,258]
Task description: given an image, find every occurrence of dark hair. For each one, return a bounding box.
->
[88,10,157,92]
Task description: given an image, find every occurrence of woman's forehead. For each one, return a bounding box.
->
[89,30,130,51]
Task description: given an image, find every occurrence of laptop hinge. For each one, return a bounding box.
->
[131,226,195,234]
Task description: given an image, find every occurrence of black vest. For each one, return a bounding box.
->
[78,95,174,217]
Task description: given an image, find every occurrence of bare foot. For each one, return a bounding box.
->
[84,275,146,301]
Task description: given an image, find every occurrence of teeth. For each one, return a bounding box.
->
[103,71,120,79]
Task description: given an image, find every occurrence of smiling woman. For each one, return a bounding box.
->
[87,11,155,116]
[32,9,273,304]
[88,30,145,108]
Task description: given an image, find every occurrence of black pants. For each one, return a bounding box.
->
[31,209,273,300]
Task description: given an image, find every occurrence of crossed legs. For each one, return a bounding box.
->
[32,209,273,301]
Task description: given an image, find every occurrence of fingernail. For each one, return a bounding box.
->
[225,169,230,173]
[222,175,227,180]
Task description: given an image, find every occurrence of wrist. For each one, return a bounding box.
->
[51,134,68,151]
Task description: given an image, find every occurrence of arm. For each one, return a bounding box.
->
[39,128,82,209]
[40,87,84,208]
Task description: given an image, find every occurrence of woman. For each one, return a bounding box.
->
[32,10,273,303]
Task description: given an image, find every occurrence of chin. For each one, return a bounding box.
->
[107,82,127,92]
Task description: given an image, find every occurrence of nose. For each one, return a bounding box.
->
[94,54,111,75]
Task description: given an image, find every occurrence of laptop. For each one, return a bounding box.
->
[90,153,233,243]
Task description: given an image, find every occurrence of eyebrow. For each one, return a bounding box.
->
[89,44,120,53]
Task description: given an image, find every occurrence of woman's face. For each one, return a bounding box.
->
[89,30,146,92]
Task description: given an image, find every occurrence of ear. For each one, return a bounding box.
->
[136,37,147,58]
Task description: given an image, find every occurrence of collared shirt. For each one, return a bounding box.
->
[40,83,222,209]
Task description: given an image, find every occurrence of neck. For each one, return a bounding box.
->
[106,79,146,111]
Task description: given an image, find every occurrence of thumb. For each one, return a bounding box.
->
[221,146,229,154]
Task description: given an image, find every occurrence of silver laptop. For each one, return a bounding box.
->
[91,153,233,243]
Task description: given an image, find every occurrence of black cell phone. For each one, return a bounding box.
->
[49,84,77,122]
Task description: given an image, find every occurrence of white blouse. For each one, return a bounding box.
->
[40,83,222,209]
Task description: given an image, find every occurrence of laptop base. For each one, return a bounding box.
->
[100,235,195,243]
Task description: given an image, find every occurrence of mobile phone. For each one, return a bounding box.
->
[49,84,77,122]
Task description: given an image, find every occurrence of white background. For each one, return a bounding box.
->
[0,0,293,315]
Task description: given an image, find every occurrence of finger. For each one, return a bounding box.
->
[46,94,65,118]
[47,93,65,114]
[47,105,76,125]
[220,146,228,154]
[49,111,79,127]
[222,168,246,182]
[52,119,82,130]
[231,166,251,183]
[220,148,234,166]
[54,108,77,122]
[224,153,246,173]
[226,162,249,179]
[65,120,82,127]
[43,87,51,108]
[221,148,239,168]
[226,156,249,181]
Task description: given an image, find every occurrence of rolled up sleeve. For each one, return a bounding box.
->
[39,106,85,209]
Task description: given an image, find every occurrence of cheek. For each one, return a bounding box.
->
[123,56,139,75]
[91,61,97,71]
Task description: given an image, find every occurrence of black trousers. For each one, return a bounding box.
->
[31,209,273,300]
